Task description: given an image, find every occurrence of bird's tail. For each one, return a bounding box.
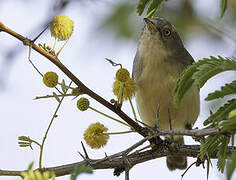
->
[166,137,187,170]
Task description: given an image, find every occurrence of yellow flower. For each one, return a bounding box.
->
[83,122,109,149]
[229,109,236,118]
[50,15,74,41]
[115,68,130,82]
[77,98,90,111]
[113,78,136,100]
[43,72,58,88]
[21,169,55,180]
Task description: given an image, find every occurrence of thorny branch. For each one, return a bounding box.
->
[0,137,236,177]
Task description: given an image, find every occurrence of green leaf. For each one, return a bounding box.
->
[204,99,236,126]
[61,79,67,94]
[193,56,236,88]
[53,92,60,103]
[200,135,230,173]
[220,0,228,18]
[136,0,165,17]
[136,0,151,16]
[146,0,164,18]
[174,59,206,107]
[219,116,236,132]
[174,56,236,107]
[71,165,93,180]
[227,152,236,180]
[28,162,34,170]
[206,80,236,101]
[217,136,230,173]
[200,135,221,159]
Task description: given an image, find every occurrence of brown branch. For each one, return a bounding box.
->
[0,22,146,137]
[155,128,236,137]
[1,140,236,177]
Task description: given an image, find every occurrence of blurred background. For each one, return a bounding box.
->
[0,0,236,179]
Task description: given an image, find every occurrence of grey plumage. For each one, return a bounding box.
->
[132,17,200,170]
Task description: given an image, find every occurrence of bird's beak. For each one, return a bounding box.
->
[144,18,157,33]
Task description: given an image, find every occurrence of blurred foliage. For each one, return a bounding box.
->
[136,0,228,18]
[220,0,228,18]
[136,0,165,18]
[99,0,236,42]
[99,2,138,39]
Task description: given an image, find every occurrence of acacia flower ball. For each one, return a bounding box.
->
[77,98,90,111]
[83,122,109,149]
[113,78,136,100]
[50,15,74,41]
[115,68,130,82]
[43,72,58,88]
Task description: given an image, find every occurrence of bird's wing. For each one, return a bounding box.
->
[132,52,143,80]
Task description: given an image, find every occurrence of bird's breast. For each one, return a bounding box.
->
[135,53,199,131]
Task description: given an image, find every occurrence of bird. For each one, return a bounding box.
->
[132,17,200,170]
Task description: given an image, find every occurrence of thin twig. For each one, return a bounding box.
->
[34,93,76,100]
[28,44,43,77]
[39,81,72,168]
[89,106,130,128]
[105,58,122,68]
[128,97,138,123]
[125,168,129,180]
[28,43,64,95]
[104,130,135,135]
[181,161,197,179]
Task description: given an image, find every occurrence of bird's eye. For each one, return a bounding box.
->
[163,28,171,37]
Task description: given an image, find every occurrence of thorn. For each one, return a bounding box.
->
[32,23,49,42]
[78,152,86,160]
[155,104,160,129]
[104,152,108,157]
[104,152,112,162]
[81,141,89,159]
[168,108,174,141]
